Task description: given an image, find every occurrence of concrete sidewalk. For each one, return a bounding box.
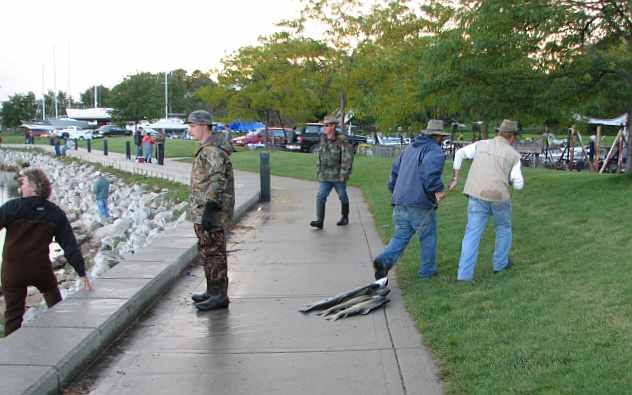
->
[0,144,261,394]
[66,176,442,394]
[3,143,200,184]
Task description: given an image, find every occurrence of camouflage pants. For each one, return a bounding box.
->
[194,224,228,297]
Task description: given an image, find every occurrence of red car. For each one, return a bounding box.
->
[231,128,290,147]
[232,131,262,147]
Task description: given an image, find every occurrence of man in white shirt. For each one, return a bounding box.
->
[448,119,524,281]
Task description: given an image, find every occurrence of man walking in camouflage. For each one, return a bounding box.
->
[310,116,354,229]
[187,110,235,311]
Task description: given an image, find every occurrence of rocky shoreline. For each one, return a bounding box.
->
[0,149,188,322]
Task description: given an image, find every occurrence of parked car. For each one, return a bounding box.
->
[95,125,131,137]
[231,128,290,147]
[260,127,291,146]
[232,131,262,147]
[286,123,367,153]
[55,126,93,140]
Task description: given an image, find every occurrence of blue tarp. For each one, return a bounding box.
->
[229,121,265,132]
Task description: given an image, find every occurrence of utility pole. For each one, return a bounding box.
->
[94,85,98,107]
[67,41,71,107]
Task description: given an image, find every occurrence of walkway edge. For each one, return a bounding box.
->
[0,187,261,395]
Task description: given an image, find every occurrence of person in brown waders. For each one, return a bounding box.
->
[1,168,93,336]
[187,110,235,311]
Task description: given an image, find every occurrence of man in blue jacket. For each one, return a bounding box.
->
[373,120,449,280]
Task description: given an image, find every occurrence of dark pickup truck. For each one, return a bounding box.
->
[285,123,367,153]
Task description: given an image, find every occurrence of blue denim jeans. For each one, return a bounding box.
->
[457,197,512,281]
[375,205,438,278]
[316,181,349,205]
[96,199,110,219]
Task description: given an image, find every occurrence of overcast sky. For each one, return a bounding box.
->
[0,0,309,102]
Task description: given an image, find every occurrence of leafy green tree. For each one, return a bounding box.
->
[40,90,74,118]
[283,0,437,133]
[422,0,632,125]
[108,72,163,124]
[209,32,331,126]
[80,85,111,108]
[1,92,37,128]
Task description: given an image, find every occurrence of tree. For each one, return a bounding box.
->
[208,32,331,125]
[80,85,111,108]
[283,0,438,133]
[421,0,632,124]
[1,92,37,128]
[108,72,163,124]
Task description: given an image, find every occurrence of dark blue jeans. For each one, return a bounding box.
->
[375,205,438,278]
[316,181,349,205]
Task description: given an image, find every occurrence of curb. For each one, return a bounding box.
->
[0,191,261,395]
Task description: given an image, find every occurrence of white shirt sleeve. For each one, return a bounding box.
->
[510,161,524,190]
[453,142,478,169]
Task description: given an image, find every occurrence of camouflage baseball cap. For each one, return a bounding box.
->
[186,110,213,125]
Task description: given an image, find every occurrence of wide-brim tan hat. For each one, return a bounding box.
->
[497,119,520,134]
[423,119,450,136]
[322,116,339,125]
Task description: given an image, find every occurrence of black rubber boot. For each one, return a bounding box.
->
[195,280,229,311]
[191,266,212,303]
[191,291,210,303]
[336,202,349,226]
[195,294,229,311]
[309,200,326,229]
[373,259,388,280]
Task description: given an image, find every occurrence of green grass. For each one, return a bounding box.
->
[229,149,632,394]
[0,133,198,158]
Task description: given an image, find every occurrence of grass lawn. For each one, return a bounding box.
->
[230,149,632,394]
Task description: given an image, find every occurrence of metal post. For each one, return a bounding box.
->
[157,143,164,165]
[125,141,131,160]
[87,139,91,153]
[103,138,108,156]
[259,151,271,202]
[74,139,78,150]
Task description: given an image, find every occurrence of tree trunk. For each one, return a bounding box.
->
[626,108,632,173]
[339,90,346,134]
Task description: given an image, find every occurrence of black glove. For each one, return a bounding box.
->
[201,202,221,231]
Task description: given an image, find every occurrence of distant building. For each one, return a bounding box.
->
[20,118,91,137]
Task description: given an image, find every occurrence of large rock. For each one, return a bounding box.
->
[94,218,133,239]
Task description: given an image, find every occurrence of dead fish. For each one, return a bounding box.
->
[318,287,391,317]
[325,295,390,321]
[300,277,388,313]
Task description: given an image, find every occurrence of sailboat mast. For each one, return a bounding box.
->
[41,65,46,120]
[53,47,58,118]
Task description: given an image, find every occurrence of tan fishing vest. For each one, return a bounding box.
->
[463,136,521,202]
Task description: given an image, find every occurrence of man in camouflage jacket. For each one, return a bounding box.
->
[310,116,355,229]
[187,110,235,311]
